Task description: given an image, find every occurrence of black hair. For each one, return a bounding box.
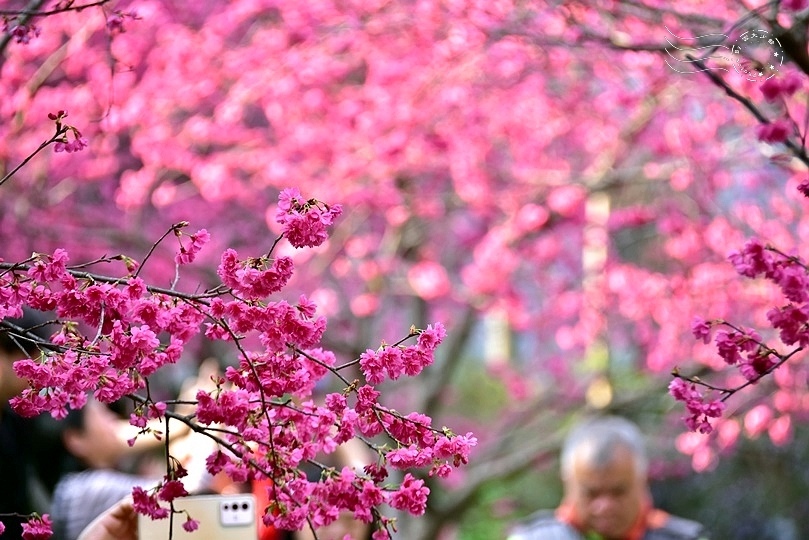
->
[1,310,79,491]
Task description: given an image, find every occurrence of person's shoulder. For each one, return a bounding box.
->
[650,514,709,540]
[507,510,582,540]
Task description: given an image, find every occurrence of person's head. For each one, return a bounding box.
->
[560,416,650,540]
[62,398,130,469]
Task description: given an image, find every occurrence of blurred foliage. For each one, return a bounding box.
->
[437,353,808,538]
[448,361,511,423]
[419,331,809,539]
[652,424,809,540]
[456,469,562,540]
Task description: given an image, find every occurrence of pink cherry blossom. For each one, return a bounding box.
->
[21,514,52,540]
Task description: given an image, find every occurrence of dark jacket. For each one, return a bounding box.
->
[0,407,76,540]
[508,509,708,540]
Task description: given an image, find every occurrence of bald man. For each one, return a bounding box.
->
[508,416,708,540]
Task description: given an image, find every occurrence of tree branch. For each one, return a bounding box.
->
[0,0,46,59]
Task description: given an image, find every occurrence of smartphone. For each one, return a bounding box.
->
[137,494,257,540]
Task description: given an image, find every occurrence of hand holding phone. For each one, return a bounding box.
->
[137,494,257,540]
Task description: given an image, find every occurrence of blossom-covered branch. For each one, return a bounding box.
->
[0,189,475,539]
[672,240,809,433]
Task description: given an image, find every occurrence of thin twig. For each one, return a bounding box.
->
[134,222,187,279]
[0,1,109,17]
[0,0,46,57]
[0,131,63,188]
[687,55,809,168]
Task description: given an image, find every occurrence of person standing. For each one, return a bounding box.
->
[0,311,65,540]
[508,416,708,540]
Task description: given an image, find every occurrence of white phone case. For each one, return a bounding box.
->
[137,494,258,540]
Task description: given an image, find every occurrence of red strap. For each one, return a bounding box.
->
[253,479,281,540]
[556,496,670,540]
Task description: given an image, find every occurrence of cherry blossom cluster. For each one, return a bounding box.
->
[132,462,201,532]
[175,228,211,266]
[2,0,126,47]
[760,73,802,103]
[0,511,51,540]
[216,249,294,300]
[359,323,447,383]
[21,514,52,540]
[275,187,343,249]
[0,111,92,189]
[742,68,805,146]
[2,18,41,44]
[0,189,475,539]
[48,110,89,154]
[106,9,140,34]
[668,378,725,434]
[672,239,806,433]
[755,120,791,144]
[783,0,809,11]
[729,239,809,348]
